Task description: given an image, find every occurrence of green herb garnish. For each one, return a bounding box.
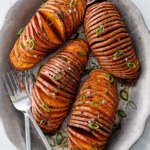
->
[70,0,77,8]
[77,50,86,56]
[20,43,24,47]
[42,103,50,112]
[114,50,123,58]
[127,62,136,69]
[28,39,35,50]
[17,27,25,36]
[96,26,103,35]
[59,56,66,61]
[56,132,64,145]
[79,94,86,104]
[120,89,128,101]
[31,73,36,82]
[52,74,62,81]
[128,101,137,110]
[108,73,114,83]
[118,109,127,118]
[40,119,47,126]
[88,122,99,129]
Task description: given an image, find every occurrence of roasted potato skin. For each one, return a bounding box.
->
[68,69,118,150]
[10,0,86,70]
[84,1,140,81]
[32,38,89,133]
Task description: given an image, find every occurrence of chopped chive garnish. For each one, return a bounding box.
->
[57,86,66,92]
[31,74,36,82]
[46,15,54,26]
[17,27,25,36]
[22,71,25,77]
[120,89,128,101]
[128,101,137,110]
[90,100,102,106]
[20,43,24,47]
[77,50,86,56]
[42,103,50,112]
[96,26,103,35]
[38,64,43,75]
[114,50,123,58]
[88,122,99,129]
[90,145,98,150]
[40,2,45,6]
[47,137,55,147]
[52,73,62,81]
[70,0,77,8]
[6,93,16,102]
[79,94,86,104]
[84,65,98,74]
[59,56,66,61]
[28,39,35,50]
[118,109,127,118]
[127,62,136,69]
[40,119,47,126]
[56,132,64,145]
[108,73,114,83]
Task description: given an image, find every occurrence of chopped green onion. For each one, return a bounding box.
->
[59,56,66,61]
[70,0,77,8]
[28,39,35,50]
[17,27,25,36]
[42,103,50,112]
[22,71,25,77]
[79,94,86,104]
[57,86,66,92]
[40,2,45,6]
[61,136,68,144]
[40,119,47,126]
[108,73,114,83]
[52,73,62,81]
[96,26,103,35]
[46,15,54,26]
[90,100,102,106]
[38,64,43,75]
[84,65,98,74]
[118,109,127,118]
[56,132,64,145]
[127,62,136,69]
[31,74,36,82]
[6,93,16,102]
[120,89,128,101]
[90,145,98,150]
[88,122,99,129]
[77,50,87,56]
[128,101,137,110]
[47,136,55,147]
[114,50,123,58]
[20,43,24,47]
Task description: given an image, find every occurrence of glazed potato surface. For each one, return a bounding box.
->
[68,69,118,150]
[84,1,140,80]
[32,38,89,133]
[10,0,86,70]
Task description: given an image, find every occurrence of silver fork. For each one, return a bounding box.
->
[2,70,52,150]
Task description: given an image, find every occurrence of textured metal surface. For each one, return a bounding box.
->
[0,0,150,150]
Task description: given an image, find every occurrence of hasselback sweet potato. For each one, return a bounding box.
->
[32,38,89,133]
[68,69,118,150]
[84,1,140,80]
[10,0,86,70]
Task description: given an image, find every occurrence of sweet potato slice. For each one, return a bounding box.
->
[68,69,118,149]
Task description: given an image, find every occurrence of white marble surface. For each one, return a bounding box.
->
[0,0,150,150]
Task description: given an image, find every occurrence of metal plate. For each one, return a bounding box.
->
[0,0,150,149]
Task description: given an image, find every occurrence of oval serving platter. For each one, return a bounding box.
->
[0,0,150,150]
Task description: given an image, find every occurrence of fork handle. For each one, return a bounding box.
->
[27,111,52,150]
[24,113,31,150]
